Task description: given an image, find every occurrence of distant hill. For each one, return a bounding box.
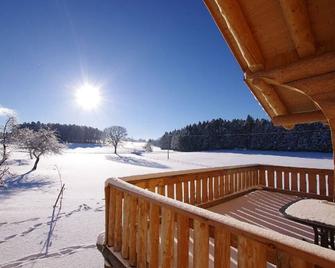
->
[158,116,332,153]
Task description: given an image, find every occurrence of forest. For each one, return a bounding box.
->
[158,116,332,152]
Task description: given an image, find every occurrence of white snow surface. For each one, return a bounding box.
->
[285,199,335,226]
[0,143,333,267]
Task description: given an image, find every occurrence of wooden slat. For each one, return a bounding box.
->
[183,180,189,203]
[284,171,290,190]
[268,168,275,188]
[209,176,214,201]
[196,178,202,204]
[137,199,147,268]
[114,190,123,252]
[176,214,189,268]
[168,183,174,199]
[238,236,267,268]
[104,186,110,245]
[291,171,298,192]
[329,173,334,199]
[214,175,219,198]
[319,174,327,197]
[161,208,175,268]
[300,172,307,193]
[190,179,195,205]
[202,177,208,203]
[193,220,209,268]
[108,187,116,247]
[176,182,182,201]
[149,203,160,268]
[220,174,225,197]
[308,173,317,194]
[121,193,130,259]
[128,196,137,266]
[278,171,284,190]
[214,227,230,268]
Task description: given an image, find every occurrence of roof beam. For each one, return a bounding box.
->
[279,0,316,58]
[246,52,335,84]
[251,78,289,116]
[214,0,264,72]
[272,111,326,126]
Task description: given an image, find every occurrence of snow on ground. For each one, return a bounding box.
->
[0,142,333,267]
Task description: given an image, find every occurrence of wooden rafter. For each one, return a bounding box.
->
[279,0,315,58]
[272,111,326,126]
[206,0,264,72]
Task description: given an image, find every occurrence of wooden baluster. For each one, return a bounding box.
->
[209,175,214,201]
[121,193,130,259]
[105,185,110,245]
[161,208,175,268]
[277,251,314,268]
[176,182,182,201]
[226,174,231,194]
[184,180,189,203]
[284,171,289,190]
[114,190,123,252]
[202,176,208,203]
[214,227,230,268]
[108,187,116,247]
[309,173,317,194]
[158,184,165,196]
[300,172,307,193]
[238,236,266,268]
[278,170,283,190]
[137,199,147,268]
[128,196,137,266]
[177,214,189,268]
[220,173,225,197]
[319,174,327,197]
[168,183,174,199]
[196,178,202,204]
[259,167,265,186]
[214,175,219,198]
[291,171,298,192]
[149,203,160,268]
[190,179,195,205]
[268,168,275,188]
[329,173,334,199]
[193,220,209,268]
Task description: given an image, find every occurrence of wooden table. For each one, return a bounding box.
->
[280,199,335,250]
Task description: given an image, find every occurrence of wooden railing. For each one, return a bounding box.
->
[260,165,334,200]
[103,165,335,268]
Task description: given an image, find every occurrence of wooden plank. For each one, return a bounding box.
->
[277,170,284,190]
[279,0,315,58]
[183,180,189,203]
[300,172,307,193]
[220,174,225,197]
[214,227,230,268]
[104,186,110,245]
[308,173,317,194]
[128,196,137,266]
[168,183,174,199]
[176,182,182,201]
[196,178,202,204]
[319,174,327,197]
[193,220,209,268]
[284,171,290,190]
[137,199,147,268]
[108,187,116,247]
[272,111,326,126]
[291,171,298,192]
[114,190,123,252]
[202,177,208,203]
[329,173,334,199]
[121,193,129,259]
[238,236,267,268]
[149,203,160,268]
[176,214,189,268]
[214,175,219,199]
[161,208,175,268]
[190,179,195,205]
[268,168,275,188]
[209,176,214,201]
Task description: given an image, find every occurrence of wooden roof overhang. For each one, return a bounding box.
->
[204,0,335,130]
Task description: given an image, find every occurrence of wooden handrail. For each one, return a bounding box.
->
[103,164,335,268]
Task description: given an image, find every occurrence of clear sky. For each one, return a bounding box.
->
[0,0,268,139]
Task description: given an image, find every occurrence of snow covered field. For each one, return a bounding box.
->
[0,142,333,267]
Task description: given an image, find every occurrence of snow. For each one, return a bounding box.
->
[285,199,335,226]
[0,144,333,267]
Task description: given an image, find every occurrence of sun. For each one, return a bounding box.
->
[75,83,102,110]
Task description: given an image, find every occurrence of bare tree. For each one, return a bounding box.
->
[18,128,65,171]
[144,141,153,152]
[0,115,17,165]
[104,126,127,154]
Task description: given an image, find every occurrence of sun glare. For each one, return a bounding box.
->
[75,83,102,110]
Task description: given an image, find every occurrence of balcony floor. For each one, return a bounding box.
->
[208,190,314,243]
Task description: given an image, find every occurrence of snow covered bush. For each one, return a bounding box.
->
[144,142,153,152]
[0,115,17,165]
[17,128,65,171]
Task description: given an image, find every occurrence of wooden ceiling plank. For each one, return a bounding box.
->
[272,111,326,126]
[246,52,335,83]
[214,0,264,72]
[279,0,316,58]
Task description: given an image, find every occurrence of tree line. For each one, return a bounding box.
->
[158,116,332,152]
[20,121,103,144]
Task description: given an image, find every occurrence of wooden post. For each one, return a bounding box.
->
[149,203,160,268]
[214,227,230,268]
[128,196,137,266]
[193,220,209,268]
[161,208,175,268]
[177,214,189,268]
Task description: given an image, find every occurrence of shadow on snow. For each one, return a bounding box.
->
[105,155,168,169]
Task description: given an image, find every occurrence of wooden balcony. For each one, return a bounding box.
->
[97,165,335,267]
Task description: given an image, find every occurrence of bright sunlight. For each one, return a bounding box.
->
[75,83,102,110]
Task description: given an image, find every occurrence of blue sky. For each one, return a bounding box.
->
[0,0,268,139]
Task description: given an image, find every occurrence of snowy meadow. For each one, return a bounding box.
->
[0,142,333,267]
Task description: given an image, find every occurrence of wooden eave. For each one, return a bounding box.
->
[204,0,335,129]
